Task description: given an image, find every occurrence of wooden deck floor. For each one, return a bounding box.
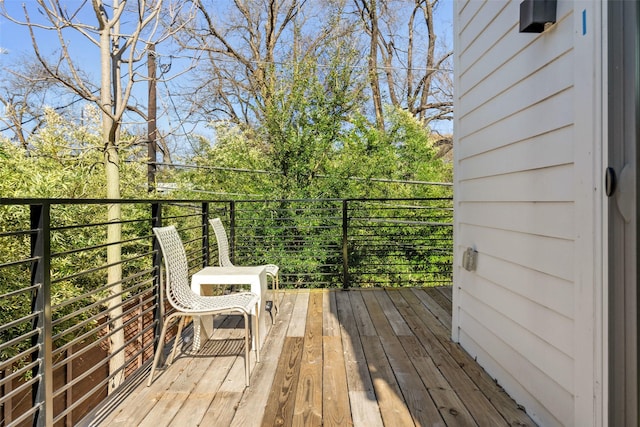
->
[83,288,535,426]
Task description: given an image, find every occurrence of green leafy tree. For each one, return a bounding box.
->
[325,105,452,199]
[263,43,364,199]
[0,107,147,366]
[173,123,275,199]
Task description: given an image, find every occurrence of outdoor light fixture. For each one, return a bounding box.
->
[519,0,557,33]
[462,247,478,272]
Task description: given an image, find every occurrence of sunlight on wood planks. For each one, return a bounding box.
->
[83,287,535,427]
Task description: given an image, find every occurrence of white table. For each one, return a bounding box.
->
[191,265,267,350]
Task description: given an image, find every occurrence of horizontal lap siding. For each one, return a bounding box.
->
[458,164,574,202]
[454,1,579,426]
[456,324,572,426]
[457,201,575,240]
[458,90,574,158]
[459,224,573,282]
[457,126,574,181]
[459,42,574,136]
[459,8,574,106]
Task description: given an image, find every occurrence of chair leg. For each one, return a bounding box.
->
[147,315,173,387]
[168,316,185,366]
[270,273,280,314]
[243,311,250,387]
[274,274,279,313]
[254,302,260,363]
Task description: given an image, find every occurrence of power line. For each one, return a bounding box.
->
[154,161,275,175]
[155,51,453,74]
[148,160,452,186]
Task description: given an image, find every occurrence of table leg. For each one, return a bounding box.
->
[254,273,268,349]
[192,315,214,352]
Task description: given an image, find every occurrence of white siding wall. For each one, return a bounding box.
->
[453,1,604,426]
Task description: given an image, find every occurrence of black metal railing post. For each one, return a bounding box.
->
[229,201,236,264]
[342,199,350,290]
[150,202,163,356]
[30,202,53,427]
[201,202,209,268]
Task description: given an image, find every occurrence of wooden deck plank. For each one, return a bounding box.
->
[103,334,199,427]
[99,363,175,427]
[292,291,323,426]
[361,290,445,426]
[261,337,304,426]
[435,285,453,303]
[399,335,479,426]
[395,289,512,426]
[425,287,453,319]
[84,288,536,427]
[139,316,244,426]
[323,289,340,337]
[171,315,248,426]
[336,292,373,391]
[322,336,352,427]
[360,290,395,338]
[399,289,534,426]
[199,354,246,426]
[136,391,190,427]
[334,291,373,392]
[138,357,225,427]
[335,291,384,427]
[374,289,413,336]
[104,323,221,426]
[360,335,415,426]
[348,290,378,336]
[83,366,149,426]
[287,290,309,337]
[231,292,297,427]
[411,287,453,330]
[407,293,535,425]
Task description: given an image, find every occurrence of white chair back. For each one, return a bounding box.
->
[210,218,234,267]
[152,225,198,311]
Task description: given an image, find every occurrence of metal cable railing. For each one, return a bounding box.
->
[0,196,452,426]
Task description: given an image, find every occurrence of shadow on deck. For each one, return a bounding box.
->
[80,287,535,426]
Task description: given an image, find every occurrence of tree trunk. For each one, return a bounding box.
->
[368,0,384,130]
[105,141,125,394]
[98,8,125,393]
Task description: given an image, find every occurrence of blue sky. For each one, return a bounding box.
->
[1,1,99,66]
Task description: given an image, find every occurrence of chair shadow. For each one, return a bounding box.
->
[190,337,246,358]
[163,314,250,363]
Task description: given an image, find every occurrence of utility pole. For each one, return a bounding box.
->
[147,44,157,192]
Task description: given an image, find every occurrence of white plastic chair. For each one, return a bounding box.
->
[148,225,260,387]
[209,218,280,321]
